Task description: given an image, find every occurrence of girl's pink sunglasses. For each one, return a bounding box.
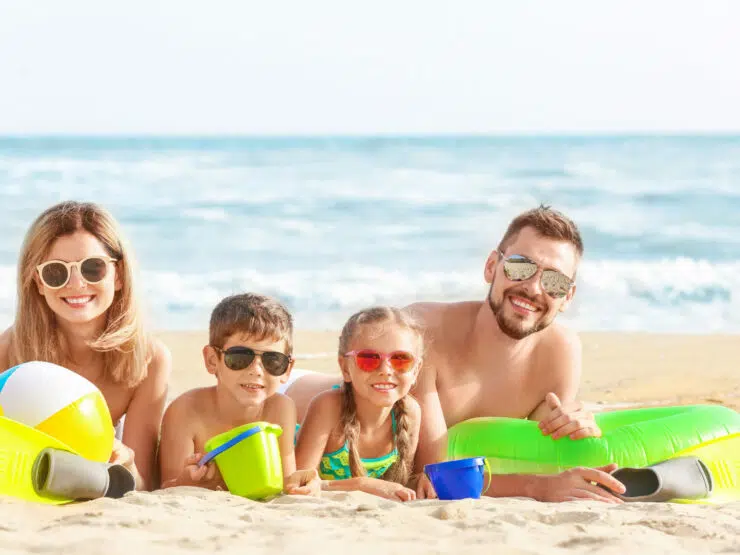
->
[343,349,417,373]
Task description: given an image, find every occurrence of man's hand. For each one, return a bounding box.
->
[538,392,602,440]
[284,469,321,496]
[538,464,626,503]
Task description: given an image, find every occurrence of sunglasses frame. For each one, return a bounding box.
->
[212,345,293,377]
[498,251,574,299]
[343,349,418,373]
[36,256,118,290]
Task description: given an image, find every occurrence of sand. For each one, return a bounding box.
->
[1,330,739,554]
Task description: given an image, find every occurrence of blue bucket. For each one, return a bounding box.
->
[424,457,491,500]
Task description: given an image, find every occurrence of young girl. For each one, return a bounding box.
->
[0,201,171,491]
[295,306,423,501]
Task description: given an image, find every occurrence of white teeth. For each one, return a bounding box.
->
[241,384,263,390]
[372,384,396,390]
[511,298,536,311]
[64,296,93,305]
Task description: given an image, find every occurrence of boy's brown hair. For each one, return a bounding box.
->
[209,293,294,354]
[498,204,584,257]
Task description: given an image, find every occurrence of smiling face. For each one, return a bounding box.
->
[484,226,579,340]
[204,333,293,408]
[35,230,121,328]
[339,323,421,408]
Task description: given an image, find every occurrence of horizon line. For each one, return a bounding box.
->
[2,131,740,140]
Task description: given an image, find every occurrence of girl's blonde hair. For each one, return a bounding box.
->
[8,201,151,387]
[337,306,424,486]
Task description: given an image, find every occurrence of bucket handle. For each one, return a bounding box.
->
[482,458,492,496]
[199,425,264,467]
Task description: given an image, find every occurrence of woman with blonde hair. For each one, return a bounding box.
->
[0,201,171,491]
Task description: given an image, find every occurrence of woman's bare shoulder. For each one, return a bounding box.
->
[146,336,173,380]
[0,327,13,371]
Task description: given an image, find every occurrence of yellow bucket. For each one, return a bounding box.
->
[202,421,283,500]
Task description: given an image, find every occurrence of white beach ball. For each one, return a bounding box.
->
[0,361,114,461]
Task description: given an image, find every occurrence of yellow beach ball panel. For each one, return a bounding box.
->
[35,391,114,463]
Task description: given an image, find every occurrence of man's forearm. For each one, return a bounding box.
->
[484,473,548,501]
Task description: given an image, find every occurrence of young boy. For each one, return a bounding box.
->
[159,293,319,495]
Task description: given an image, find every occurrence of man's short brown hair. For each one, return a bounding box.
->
[209,293,294,355]
[498,204,584,257]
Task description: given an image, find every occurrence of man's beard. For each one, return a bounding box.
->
[487,283,553,340]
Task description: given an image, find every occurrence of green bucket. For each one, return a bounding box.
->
[202,421,283,500]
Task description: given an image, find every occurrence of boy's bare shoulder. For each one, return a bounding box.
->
[164,387,216,420]
[263,391,296,414]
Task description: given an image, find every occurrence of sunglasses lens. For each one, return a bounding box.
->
[41,262,69,288]
[389,352,415,372]
[261,352,291,376]
[80,257,109,283]
[223,349,256,371]
[541,270,571,298]
[354,350,382,372]
[503,258,538,281]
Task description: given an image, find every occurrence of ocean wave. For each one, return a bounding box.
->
[2,136,740,334]
[136,257,740,333]
[5,139,740,202]
[1,258,736,333]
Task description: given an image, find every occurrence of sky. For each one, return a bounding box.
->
[1,1,739,135]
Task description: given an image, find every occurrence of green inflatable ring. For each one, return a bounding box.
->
[447,404,740,474]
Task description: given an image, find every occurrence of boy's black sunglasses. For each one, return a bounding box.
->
[212,346,292,376]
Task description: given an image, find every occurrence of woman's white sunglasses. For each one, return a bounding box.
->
[36,256,118,290]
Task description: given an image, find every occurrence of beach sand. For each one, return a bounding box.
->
[1,331,738,554]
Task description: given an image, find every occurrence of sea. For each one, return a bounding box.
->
[1,135,739,334]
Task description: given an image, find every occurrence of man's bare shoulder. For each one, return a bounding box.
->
[536,322,581,357]
[404,301,481,339]
[531,323,583,387]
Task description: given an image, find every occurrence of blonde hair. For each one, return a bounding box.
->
[337,306,424,486]
[8,201,151,386]
[209,293,294,355]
